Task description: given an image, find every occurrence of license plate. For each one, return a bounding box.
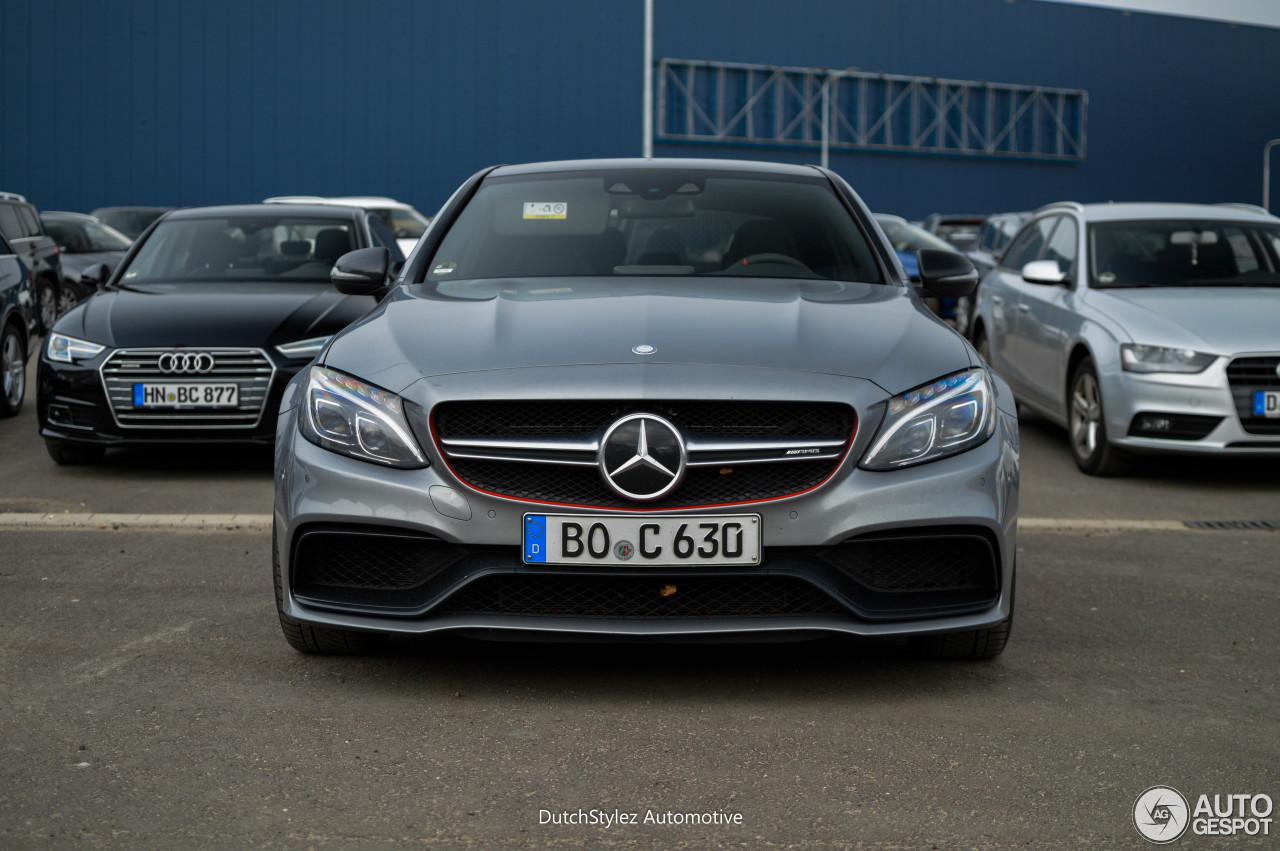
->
[133,383,239,408]
[523,514,760,566]
[1255,391,1280,418]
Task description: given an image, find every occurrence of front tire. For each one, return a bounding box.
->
[1068,357,1130,476]
[910,620,1012,660]
[45,440,106,465]
[273,524,388,654]
[973,329,991,364]
[36,278,60,336]
[0,323,25,417]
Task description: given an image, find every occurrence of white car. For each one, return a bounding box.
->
[263,196,432,256]
[971,201,1280,475]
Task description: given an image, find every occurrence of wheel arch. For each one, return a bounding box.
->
[1065,342,1093,405]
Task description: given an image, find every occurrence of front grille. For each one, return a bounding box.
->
[292,529,468,609]
[433,400,854,509]
[447,457,838,508]
[435,400,852,439]
[100,348,274,428]
[1226,356,1280,435]
[432,574,848,619]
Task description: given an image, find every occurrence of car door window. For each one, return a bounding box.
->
[0,204,22,241]
[367,214,405,263]
[1001,217,1056,270]
[16,205,41,237]
[1043,216,1077,271]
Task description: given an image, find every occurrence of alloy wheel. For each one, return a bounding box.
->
[38,283,57,333]
[2,329,24,409]
[1070,371,1101,460]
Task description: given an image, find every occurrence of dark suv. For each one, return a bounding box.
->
[0,192,64,334]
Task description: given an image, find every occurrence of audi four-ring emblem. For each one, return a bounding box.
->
[157,352,216,374]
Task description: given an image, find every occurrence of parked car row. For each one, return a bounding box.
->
[0,191,433,419]
[15,157,1280,660]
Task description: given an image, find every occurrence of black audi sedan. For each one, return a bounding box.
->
[37,204,404,464]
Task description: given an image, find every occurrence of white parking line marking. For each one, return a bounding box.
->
[0,512,272,529]
[0,513,1271,532]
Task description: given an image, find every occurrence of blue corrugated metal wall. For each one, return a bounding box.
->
[2,0,1277,220]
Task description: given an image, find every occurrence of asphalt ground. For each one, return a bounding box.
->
[2,353,1279,848]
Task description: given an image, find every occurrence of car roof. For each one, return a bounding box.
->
[90,206,173,213]
[489,157,827,179]
[263,195,412,209]
[42,211,99,221]
[1044,201,1278,223]
[164,203,365,220]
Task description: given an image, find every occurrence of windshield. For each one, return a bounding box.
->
[45,218,132,252]
[373,207,431,239]
[92,209,168,240]
[120,215,357,284]
[1089,220,1280,289]
[876,216,953,252]
[425,169,884,284]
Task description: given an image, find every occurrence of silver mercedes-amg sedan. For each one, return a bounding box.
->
[272,159,1020,659]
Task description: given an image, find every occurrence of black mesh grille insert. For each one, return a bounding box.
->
[433,400,853,508]
[294,531,466,593]
[447,457,837,508]
[1226,356,1280,435]
[434,400,853,439]
[433,574,848,619]
[818,535,996,594]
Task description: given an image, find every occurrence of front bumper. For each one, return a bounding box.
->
[275,378,1020,639]
[1102,354,1280,455]
[36,350,310,448]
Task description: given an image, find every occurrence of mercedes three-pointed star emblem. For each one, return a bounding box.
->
[598,413,687,501]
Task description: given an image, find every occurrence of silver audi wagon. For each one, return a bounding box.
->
[272,159,1020,659]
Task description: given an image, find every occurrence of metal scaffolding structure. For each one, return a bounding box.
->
[656,58,1088,162]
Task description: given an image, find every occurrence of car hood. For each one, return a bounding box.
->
[61,282,374,349]
[1087,288,1280,353]
[323,277,970,395]
[59,251,128,280]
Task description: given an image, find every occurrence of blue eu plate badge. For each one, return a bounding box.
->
[524,515,547,563]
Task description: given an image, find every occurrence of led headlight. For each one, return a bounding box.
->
[275,336,332,360]
[298,365,427,468]
[47,333,106,363]
[1120,344,1214,374]
[860,369,995,470]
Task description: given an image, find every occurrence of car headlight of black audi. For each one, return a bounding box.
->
[47,333,106,363]
[298,365,428,468]
[860,369,996,470]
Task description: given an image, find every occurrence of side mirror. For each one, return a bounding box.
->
[331,247,391,297]
[1021,259,1068,286]
[916,249,978,298]
[81,263,112,290]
